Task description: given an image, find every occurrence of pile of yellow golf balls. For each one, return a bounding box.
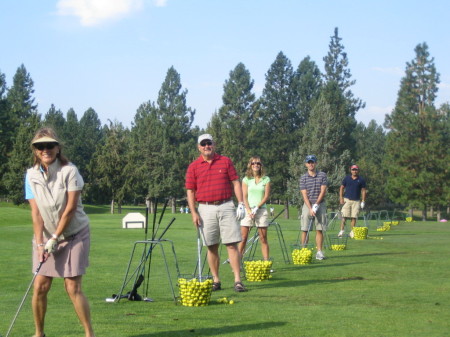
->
[292,248,313,265]
[331,244,346,250]
[405,217,413,222]
[377,223,391,232]
[353,227,368,240]
[178,277,213,307]
[216,297,235,305]
[244,260,273,281]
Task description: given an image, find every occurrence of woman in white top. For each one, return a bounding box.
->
[25,127,95,337]
[238,156,271,260]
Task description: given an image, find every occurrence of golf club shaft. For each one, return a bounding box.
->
[303,216,314,248]
[197,228,202,281]
[6,261,43,337]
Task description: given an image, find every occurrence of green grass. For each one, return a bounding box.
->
[0,203,449,337]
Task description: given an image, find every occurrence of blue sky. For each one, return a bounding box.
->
[1,0,449,130]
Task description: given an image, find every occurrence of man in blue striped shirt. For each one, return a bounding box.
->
[299,155,328,260]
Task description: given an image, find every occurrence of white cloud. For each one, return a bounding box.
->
[57,0,144,26]
[372,67,403,76]
[153,0,168,7]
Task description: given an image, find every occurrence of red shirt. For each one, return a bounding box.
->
[185,153,239,202]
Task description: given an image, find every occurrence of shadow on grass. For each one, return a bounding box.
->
[332,251,408,258]
[132,321,286,336]
[251,275,366,289]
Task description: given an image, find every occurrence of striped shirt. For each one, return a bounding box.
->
[185,153,239,202]
[299,171,327,204]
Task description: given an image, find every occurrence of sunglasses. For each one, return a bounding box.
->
[251,162,261,166]
[200,140,213,147]
[351,168,359,171]
[34,143,58,151]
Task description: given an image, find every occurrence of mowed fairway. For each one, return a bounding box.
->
[1,203,449,337]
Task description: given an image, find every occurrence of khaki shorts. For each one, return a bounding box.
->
[301,203,327,231]
[198,200,242,246]
[33,225,90,278]
[342,198,361,218]
[240,208,269,228]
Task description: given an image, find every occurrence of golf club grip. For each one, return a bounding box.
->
[145,204,149,236]
[270,208,284,223]
[151,197,158,239]
[158,198,169,225]
[157,217,175,241]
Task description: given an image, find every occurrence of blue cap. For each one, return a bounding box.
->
[305,155,317,163]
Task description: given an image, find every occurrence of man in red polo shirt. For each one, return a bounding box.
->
[186,134,247,292]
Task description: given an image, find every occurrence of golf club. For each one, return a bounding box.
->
[6,261,44,337]
[197,228,203,282]
[302,216,315,248]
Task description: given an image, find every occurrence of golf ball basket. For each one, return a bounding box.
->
[328,236,348,250]
[177,274,213,307]
[291,244,313,265]
[353,226,368,240]
[243,259,273,282]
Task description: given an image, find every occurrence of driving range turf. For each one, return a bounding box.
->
[1,203,449,337]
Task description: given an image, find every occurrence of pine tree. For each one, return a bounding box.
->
[322,28,364,157]
[384,43,447,220]
[257,52,299,216]
[3,113,41,204]
[43,104,65,134]
[0,70,11,195]
[61,108,82,165]
[207,63,257,176]
[289,90,351,210]
[77,108,103,202]
[6,64,38,131]
[154,67,196,207]
[353,120,387,208]
[291,56,322,127]
[90,121,129,213]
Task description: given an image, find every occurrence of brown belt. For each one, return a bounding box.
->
[198,199,232,206]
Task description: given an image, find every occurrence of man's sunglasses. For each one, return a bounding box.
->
[351,168,359,171]
[34,142,58,151]
[200,140,213,147]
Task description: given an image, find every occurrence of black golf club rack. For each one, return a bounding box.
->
[108,198,180,304]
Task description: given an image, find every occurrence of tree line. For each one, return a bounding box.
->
[1,28,448,220]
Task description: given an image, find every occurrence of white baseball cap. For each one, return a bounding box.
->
[198,134,213,144]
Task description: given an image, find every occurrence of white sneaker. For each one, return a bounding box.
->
[338,230,345,237]
[316,250,325,260]
[349,230,354,238]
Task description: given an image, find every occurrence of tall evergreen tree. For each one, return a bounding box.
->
[291,56,322,127]
[128,101,162,203]
[154,67,196,207]
[207,63,257,176]
[6,64,38,131]
[0,70,11,195]
[3,113,41,204]
[257,52,299,216]
[77,108,103,201]
[353,120,387,208]
[322,28,364,156]
[289,89,351,210]
[61,108,82,165]
[90,121,129,212]
[43,104,65,134]
[384,42,447,220]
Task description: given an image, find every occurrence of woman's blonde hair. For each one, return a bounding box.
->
[31,127,69,166]
[245,156,265,179]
